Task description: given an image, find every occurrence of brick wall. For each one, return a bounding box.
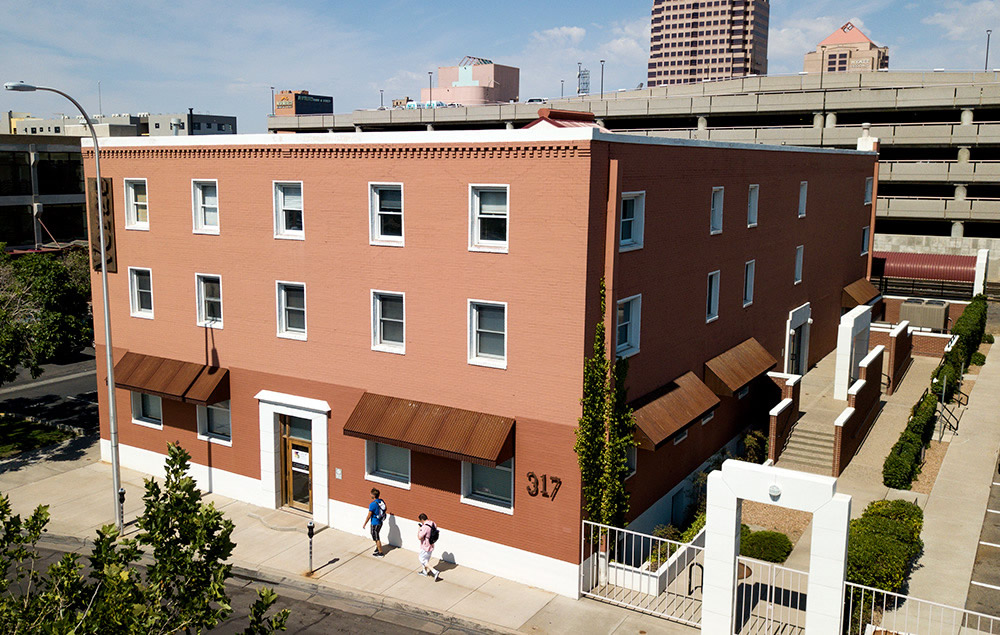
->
[766,372,801,463]
[833,346,883,476]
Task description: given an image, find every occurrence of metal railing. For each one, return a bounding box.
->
[844,581,1000,634]
[733,556,808,635]
[580,520,705,627]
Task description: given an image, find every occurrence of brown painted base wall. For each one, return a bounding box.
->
[767,373,801,463]
[833,348,883,476]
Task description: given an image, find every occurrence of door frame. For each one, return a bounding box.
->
[784,302,811,375]
[255,390,330,526]
[281,421,313,513]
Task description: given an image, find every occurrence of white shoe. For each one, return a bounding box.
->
[433,570,440,581]
[418,570,427,576]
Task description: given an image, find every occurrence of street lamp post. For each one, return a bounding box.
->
[428,71,433,105]
[379,89,384,109]
[4,81,123,534]
[987,30,993,72]
[561,79,564,98]
[600,59,606,99]
[270,86,275,116]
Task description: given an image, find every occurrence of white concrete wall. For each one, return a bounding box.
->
[835,305,872,400]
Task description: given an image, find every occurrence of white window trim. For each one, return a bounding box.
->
[864,177,874,205]
[468,299,507,369]
[736,385,750,399]
[673,430,688,445]
[798,181,808,218]
[128,267,154,319]
[460,460,514,515]
[747,184,759,228]
[273,180,305,240]
[743,260,755,308]
[468,184,510,253]
[710,186,724,235]
[368,182,404,247]
[364,441,412,490]
[861,226,870,256]
[701,411,715,425]
[706,269,720,323]
[196,403,232,446]
[276,280,307,341]
[371,289,405,354]
[130,392,163,430]
[123,178,149,231]
[191,179,220,235]
[195,273,223,329]
[794,245,804,285]
[619,191,645,252]
[616,294,642,358]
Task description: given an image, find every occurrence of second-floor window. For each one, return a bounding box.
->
[125,179,148,230]
[196,274,223,327]
[129,267,153,318]
[470,185,509,252]
[794,245,804,284]
[798,181,808,218]
[743,260,755,307]
[616,295,641,357]
[370,184,403,245]
[710,186,724,234]
[192,180,219,233]
[277,282,307,339]
[864,177,874,205]
[620,192,645,251]
[372,291,405,353]
[707,270,720,322]
[469,301,506,368]
[862,226,870,255]
[274,182,304,239]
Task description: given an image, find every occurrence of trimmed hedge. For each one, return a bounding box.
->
[882,393,937,489]
[950,294,988,368]
[846,500,923,593]
[742,530,793,563]
[971,351,987,366]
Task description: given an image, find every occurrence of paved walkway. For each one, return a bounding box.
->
[0,436,694,635]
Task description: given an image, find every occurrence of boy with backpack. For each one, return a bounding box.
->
[363,488,387,557]
[416,513,441,580]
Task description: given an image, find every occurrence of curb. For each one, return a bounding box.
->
[38,533,515,635]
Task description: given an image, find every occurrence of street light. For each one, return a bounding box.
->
[987,30,993,72]
[270,86,275,116]
[561,79,564,98]
[379,89,384,109]
[4,81,124,534]
[428,71,433,105]
[600,59,606,100]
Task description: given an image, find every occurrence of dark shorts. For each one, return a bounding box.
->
[370,522,382,542]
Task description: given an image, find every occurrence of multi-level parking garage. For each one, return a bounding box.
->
[268,71,1000,281]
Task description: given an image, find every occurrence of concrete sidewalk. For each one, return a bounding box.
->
[0,436,693,634]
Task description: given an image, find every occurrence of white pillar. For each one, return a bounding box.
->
[975,248,990,294]
[835,305,872,400]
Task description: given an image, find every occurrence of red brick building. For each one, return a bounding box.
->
[84,127,875,596]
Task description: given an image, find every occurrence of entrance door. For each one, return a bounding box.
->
[280,414,312,512]
[788,326,805,375]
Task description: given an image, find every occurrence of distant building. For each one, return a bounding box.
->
[804,22,889,74]
[10,111,237,137]
[648,0,769,87]
[419,57,519,105]
[274,90,333,116]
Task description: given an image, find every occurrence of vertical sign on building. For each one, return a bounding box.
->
[87,177,117,273]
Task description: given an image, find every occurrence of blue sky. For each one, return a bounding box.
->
[3,1,998,133]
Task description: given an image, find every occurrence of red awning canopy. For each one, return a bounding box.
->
[873,251,976,283]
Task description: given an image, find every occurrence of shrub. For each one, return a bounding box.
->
[741,531,793,563]
[863,500,923,546]
[681,511,706,543]
[882,435,920,489]
[931,358,960,403]
[951,295,987,367]
[742,429,768,464]
[984,333,995,344]
[904,393,938,445]
[971,351,986,366]
[846,500,924,593]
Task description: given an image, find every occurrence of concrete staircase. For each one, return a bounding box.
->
[775,421,835,475]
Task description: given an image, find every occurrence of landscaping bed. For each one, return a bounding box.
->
[0,414,75,458]
[910,440,948,495]
[741,500,812,544]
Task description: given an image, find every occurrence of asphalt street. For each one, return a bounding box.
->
[966,478,1000,616]
[0,348,98,430]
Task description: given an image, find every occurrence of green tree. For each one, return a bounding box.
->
[0,443,289,633]
[599,356,636,527]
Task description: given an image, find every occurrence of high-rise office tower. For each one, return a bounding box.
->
[647,0,769,87]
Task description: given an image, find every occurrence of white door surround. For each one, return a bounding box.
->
[255,390,331,526]
[784,302,812,375]
[834,305,872,401]
[702,460,851,635]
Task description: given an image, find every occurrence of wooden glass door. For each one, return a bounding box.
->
[280,415,312,513]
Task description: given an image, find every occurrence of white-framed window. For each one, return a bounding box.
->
[616,295,642,357]
[743,260,755,307]
[130,392,162,429]
[365,441,411,489]
[469,185,509,252]
[864,177,874,205]
[747,184,759,227]
[192,180,219,234]
[197,400,231,444]
[861,226,870,255]
[710,186,724,234]
[124,179,149,230]
[369,183,403,245]
[794,245,804,284]
[273,181,304,239]
[706,270,720,322]
[736,385,750,400]
[625,445,637,479]
[128,267,153,318]
[620,191,645,251]
[701,411,715,425]
[461,457,513,513]
[276,282,307,340]
[195,274,223,327]
[468,300,507,369]
[371,290,405,354]
[673,430,688,445]
[798,181,808,218]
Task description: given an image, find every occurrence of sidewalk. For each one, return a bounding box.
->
[0,436,693,635]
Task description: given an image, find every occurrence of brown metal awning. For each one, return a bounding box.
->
[704,338,777,397]
[113,352,229,405]
[842,277,880,309]
[343,393,515,467]
[632,372,720,450]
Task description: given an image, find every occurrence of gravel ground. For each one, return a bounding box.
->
[740,501,812,543]
[911,440,949,495]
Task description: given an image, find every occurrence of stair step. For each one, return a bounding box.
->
[776,457,832,474]
[787,427,835,440]
[784,435,835,450]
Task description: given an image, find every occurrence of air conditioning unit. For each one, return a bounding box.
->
[923,300,949,330]
[899,298,925,327]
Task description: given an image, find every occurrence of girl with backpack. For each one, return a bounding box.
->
[416,513,441,581]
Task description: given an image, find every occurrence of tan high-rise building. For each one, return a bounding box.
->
[803,22,889,74]
[647,0,769,87]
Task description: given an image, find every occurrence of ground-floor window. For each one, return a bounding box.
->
[130,392,162,429]
[365,441,410,488]
[197,400,231,444]
[461,458,514,513]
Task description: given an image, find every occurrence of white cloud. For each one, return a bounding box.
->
[923,1,1000,40]
[533,26,587,46]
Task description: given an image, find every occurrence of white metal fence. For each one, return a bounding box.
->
[733,556,808,635]
[580,520,705,627]
[844,581,1000,634]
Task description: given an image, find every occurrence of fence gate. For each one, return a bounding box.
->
[580,520,705,628]
[732,556,808,635]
